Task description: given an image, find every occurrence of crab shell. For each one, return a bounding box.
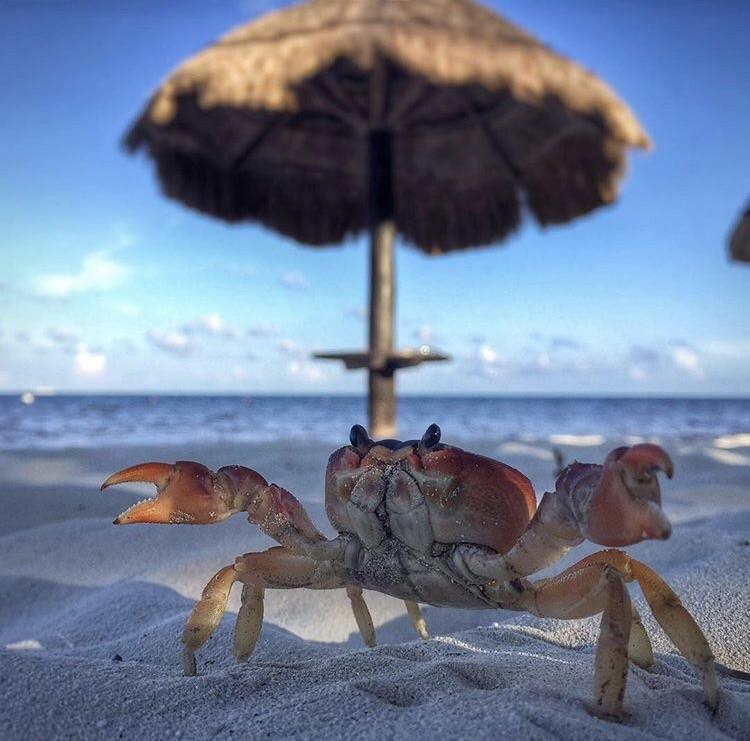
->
[324,440,537,555]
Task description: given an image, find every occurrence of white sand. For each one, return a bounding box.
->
[1,439,749,740]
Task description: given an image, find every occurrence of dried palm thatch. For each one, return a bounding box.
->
[729,207,750,263]
[125,0,649,252]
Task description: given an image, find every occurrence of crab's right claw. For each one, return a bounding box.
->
[585,444,674,547]
[102,461,235,525]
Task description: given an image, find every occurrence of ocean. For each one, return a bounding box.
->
[1,394,749,450]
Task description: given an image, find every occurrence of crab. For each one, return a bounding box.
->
[102,423,719,719]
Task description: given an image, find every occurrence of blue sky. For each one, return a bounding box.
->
[1,0,749,395]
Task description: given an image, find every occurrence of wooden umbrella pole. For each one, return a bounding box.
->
[367,126,397,439]
[369,218,396,438]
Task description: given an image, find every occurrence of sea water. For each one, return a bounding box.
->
[1,395,749,450]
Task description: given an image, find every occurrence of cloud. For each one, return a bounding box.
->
[248,322,281,337]
[146,329,193,355]
[466,342,506,378]
[345,307,366,322]
[287,359,324,382]
[279,271,310,291]
[627,341,704,381]
[669,341,703,377]
[277,338,301,356]
[231,366,248,381]
[530,332,582,352]
[48,327,78,345]
[628,345,661,381]
[184,313,238,338]
[413,325,441,345]
[34,250,128,298]
[478,343,500,364]
[114,301,140,318]
[701,339,750,359]
[74,345,106,377]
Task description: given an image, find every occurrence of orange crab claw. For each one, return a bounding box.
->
[102,461,235,525]
[585,444,674,547]
[618,443,674,481]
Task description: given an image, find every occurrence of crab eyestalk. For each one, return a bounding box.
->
[101,461,266,525]
[583,444,674,547]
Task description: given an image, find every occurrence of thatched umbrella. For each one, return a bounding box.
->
[125,0,649,437]
[729,206,750,263]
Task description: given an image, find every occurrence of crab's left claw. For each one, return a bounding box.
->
[584,444,674,547]
[102,461,237,525]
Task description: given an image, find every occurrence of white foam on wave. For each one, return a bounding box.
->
[703,447,750,466]
[713,433,750,449]
[5,639,43,650]
[548,434,605,447]
[496,442,554,461]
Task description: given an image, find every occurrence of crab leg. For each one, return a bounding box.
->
[347,586,376,647]
[102,462,394,663]
[628,605,654,669]
[234,584,264,663]
[575,550,718,710]
[405,600,430,640]
[182,564,238,676]
[181,546,348,675]
[522,561,633,718]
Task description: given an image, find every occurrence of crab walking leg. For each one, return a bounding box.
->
[522,562,633,718]
[629,605,654,669]
[234,584,264,663]
[404,600,429,640]
[575,549,718,709]
[346,586,376,647]
[181,547,347,676]
[182,565,238,676]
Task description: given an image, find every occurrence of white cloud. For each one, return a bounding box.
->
[288,359,323,382]
[469,343,506,378]
[414,325,439,345]
[185,313,238,338]
[701,339,750,359]
[248,322,281,337]
[48,327,78,345]
[146,330,193,355]
[670,342,703,377]
[278,338,301,355]
[34,250,128,298]
[279,271,310,291]
[628,345,661,381]
[478,343,500,364]
[114,301,140,317]
[74,344,106,377]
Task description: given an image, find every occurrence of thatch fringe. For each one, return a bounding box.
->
[125,0,649,252]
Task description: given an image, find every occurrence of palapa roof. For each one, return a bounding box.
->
[729,207,750,263]
[126,0,650,253]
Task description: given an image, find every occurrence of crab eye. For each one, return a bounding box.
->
[420,423,441,450]
[349,424,373,454]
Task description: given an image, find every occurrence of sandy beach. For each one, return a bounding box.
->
[1,436,749,740]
